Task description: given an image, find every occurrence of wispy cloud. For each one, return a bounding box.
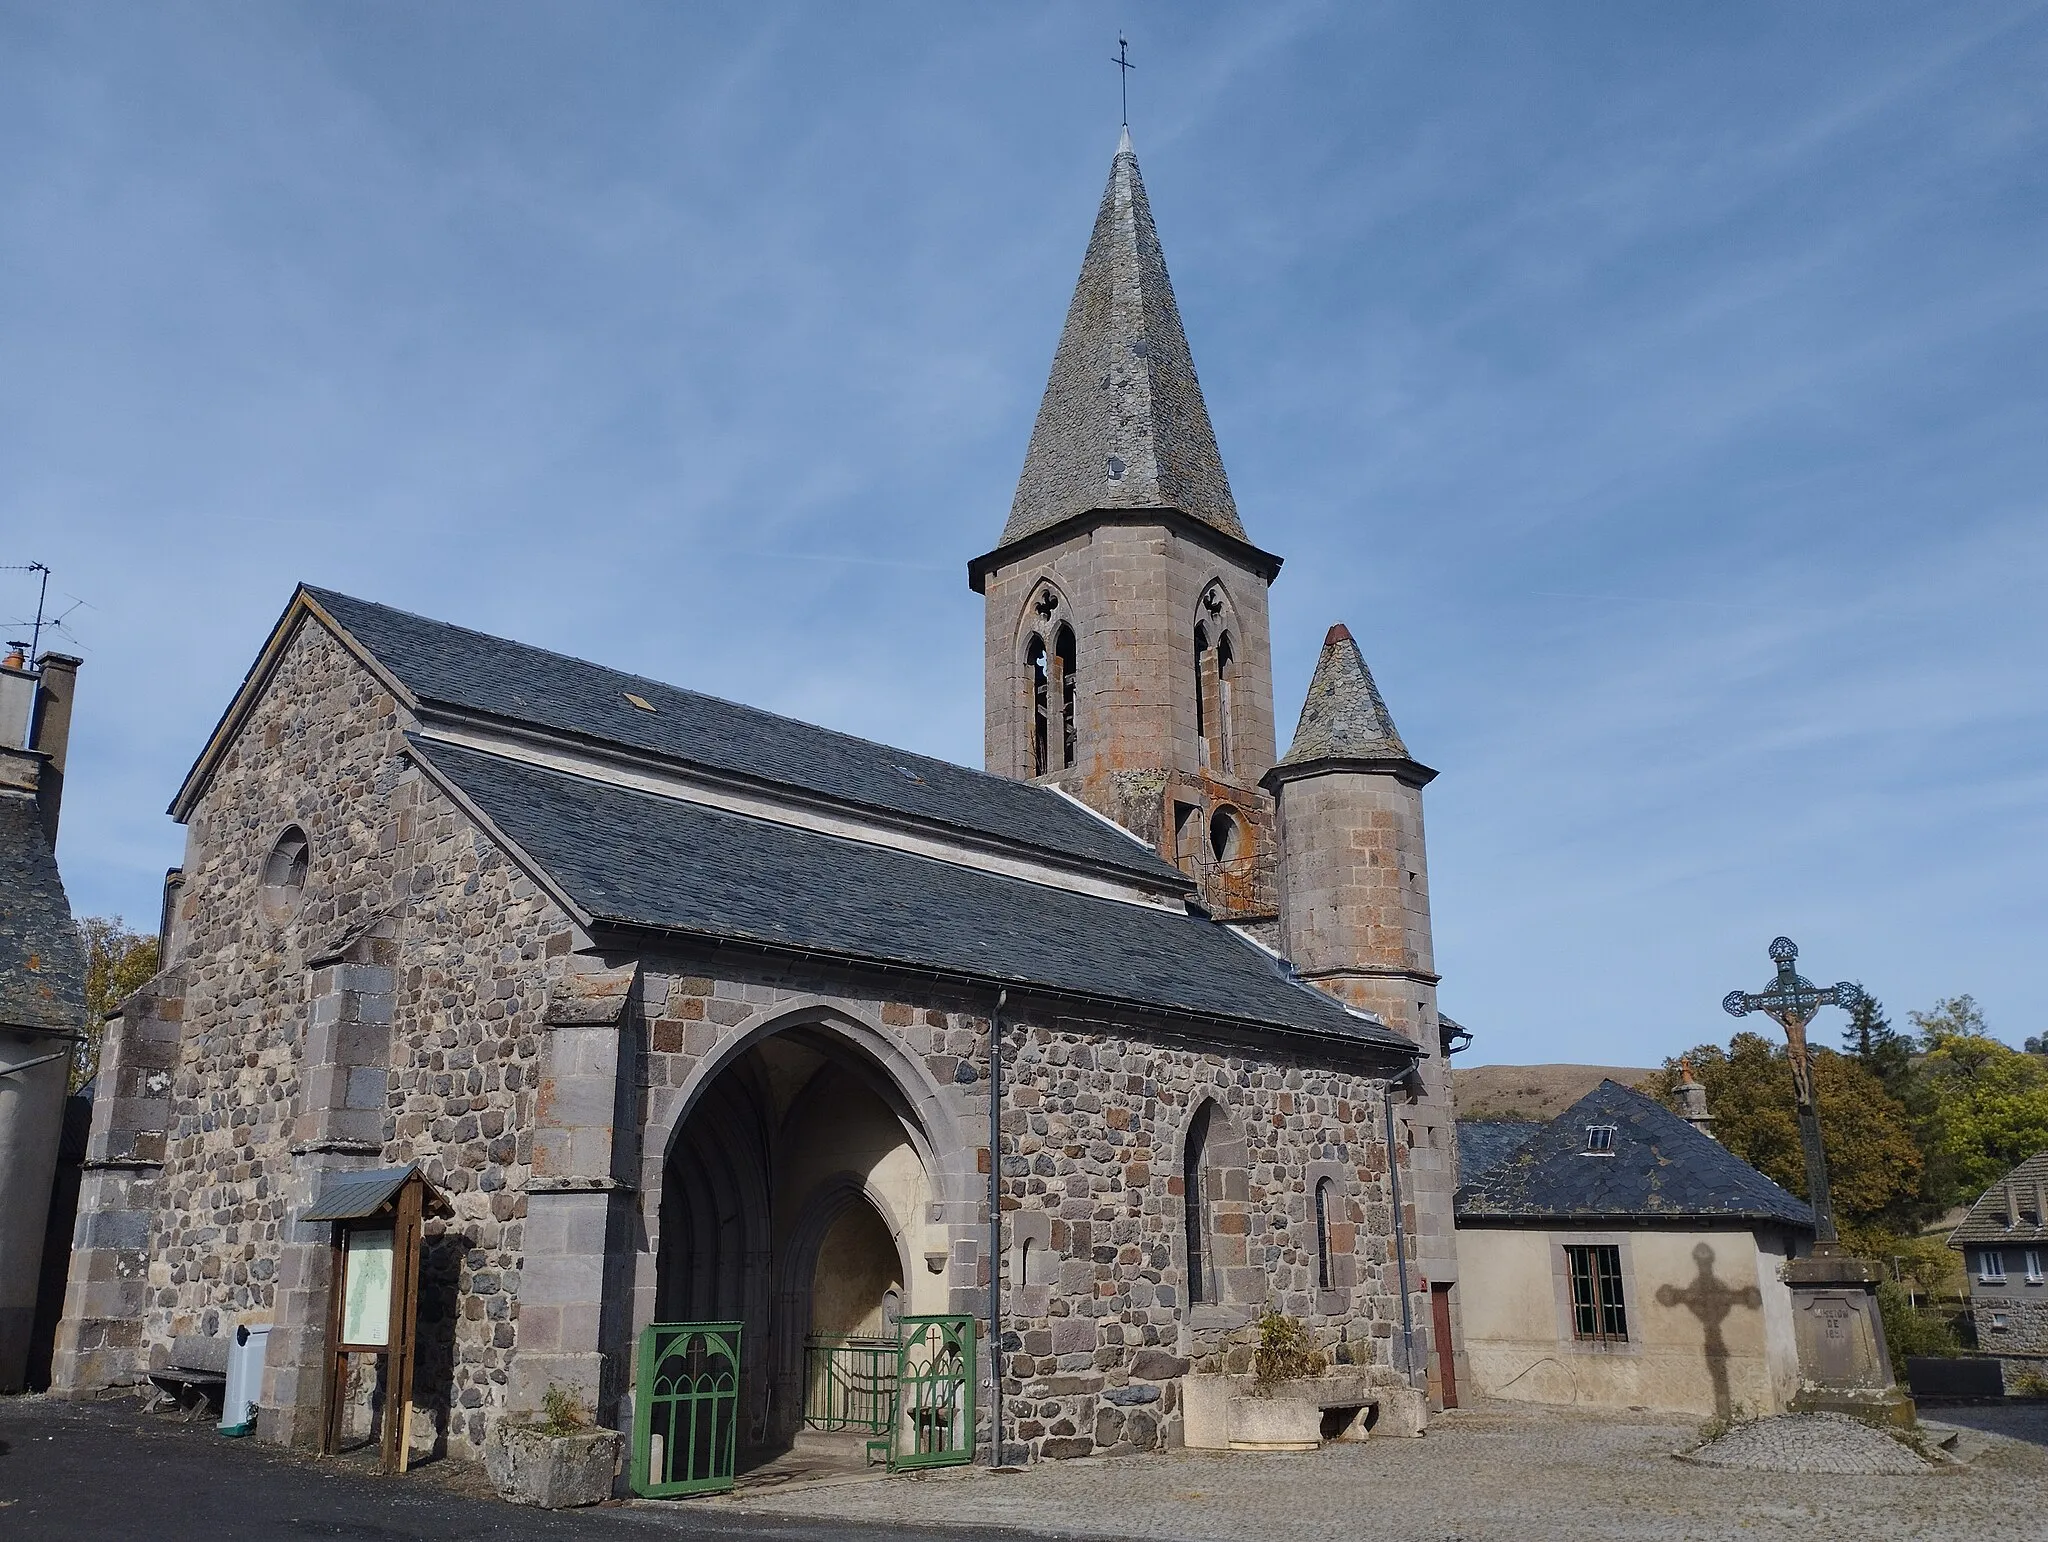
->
[3,2,2042,1057]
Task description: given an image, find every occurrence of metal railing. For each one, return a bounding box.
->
[802,1337,895,1433]
[1178,851,1277,917]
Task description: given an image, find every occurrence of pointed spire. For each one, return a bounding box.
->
[997,131,1245,549]
[1274,624,1416,770]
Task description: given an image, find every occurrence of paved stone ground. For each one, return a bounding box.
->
[720,1401,2048,1542]
[1686,1412,1931,1474]
[6,1394,2047,1542]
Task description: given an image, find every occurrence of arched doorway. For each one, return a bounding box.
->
[650,1018,944,1452]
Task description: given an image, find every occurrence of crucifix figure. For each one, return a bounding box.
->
[1723,936,1862,1249]
[1112,34,1135,126]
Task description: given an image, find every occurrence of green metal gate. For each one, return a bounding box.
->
[890,1314,976,1471]
[803,1336,895,1433]
[631,1321,742,1498]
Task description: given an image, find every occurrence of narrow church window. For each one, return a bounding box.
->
[1565,1245,1628,1343]
[1315,1178,1334,1290]
[1027,634,1049,776]
[1172,801,1201,876]
[1210,807,1242,865]
[1216,633,1236,774]
[1054,624,1077,770]
[1184,1101,1216,1305]
[260,826,310,923]
[1193,624,1210,767]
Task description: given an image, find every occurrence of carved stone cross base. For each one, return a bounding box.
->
[1783,1255,1915,1429]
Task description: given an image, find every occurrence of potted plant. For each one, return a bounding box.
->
[1225,1312,1331,1451]
[486,1385,623,1509]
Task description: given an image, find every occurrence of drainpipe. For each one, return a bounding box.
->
[987,988,1007,1467]
[1383,1063,1423,1390]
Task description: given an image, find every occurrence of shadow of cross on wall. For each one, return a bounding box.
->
[1656,1243,1762,1420]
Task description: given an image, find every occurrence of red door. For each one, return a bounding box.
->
[1430,1284,1459,1409]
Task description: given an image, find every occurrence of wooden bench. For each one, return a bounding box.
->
[146,1335,229,1418]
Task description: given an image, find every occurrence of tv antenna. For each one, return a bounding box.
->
[3,562,86,664]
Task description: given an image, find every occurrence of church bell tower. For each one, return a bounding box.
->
[971,130,1284,918]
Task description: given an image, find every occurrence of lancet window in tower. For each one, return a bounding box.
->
[1027,633,1049,776]
[1216,633,1236,775]
[1054,624,1076,769]
[1193,623,1211,768]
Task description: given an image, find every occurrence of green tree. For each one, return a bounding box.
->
[1914,1026,2048,1204]
[1839,988,1914,1103]
[73,915,159,1091]
[1647,1033,1922,1226]
[1909,994,1987,1041]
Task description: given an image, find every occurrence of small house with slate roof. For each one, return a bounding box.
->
[1455,1081,1813,1418]
[0,647,86,1393]
[53,130,1469,1469]
[1948,1151,2048,1375]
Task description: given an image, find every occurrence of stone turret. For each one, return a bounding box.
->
[1263,623,1436,1023]
[1263,623,1462,1401]
[974,129,1282,916]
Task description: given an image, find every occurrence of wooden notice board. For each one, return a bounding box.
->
[303,1165,450,1473]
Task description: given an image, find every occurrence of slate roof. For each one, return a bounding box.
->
[997,129,1246,551]
[1457,1118,1540,1182]
[297,587,1183,887]
[0,794,86,1038]
[1948,1151,2048,1247]
[412,737,1412,1053]
[301,1163,452,1222]
[1457,1080,1814,1229]
[1273,624,1417,772]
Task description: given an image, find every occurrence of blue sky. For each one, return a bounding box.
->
[4,3,2044,1066]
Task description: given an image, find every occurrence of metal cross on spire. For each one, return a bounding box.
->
[1722,936,1863,1247]
[1112,34,1135,126]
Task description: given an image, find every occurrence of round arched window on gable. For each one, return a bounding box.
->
[260,826,310,922]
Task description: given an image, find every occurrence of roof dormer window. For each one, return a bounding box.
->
[1583,1125,1616,1156]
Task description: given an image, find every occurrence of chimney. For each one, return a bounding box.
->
[1675,1058,1716,1141]
[28,652,80,846]
[0,650,32,750]
[2007,1180,2022,1230]
[2033,1177,2047,1231]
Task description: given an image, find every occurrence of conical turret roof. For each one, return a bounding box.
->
[1273,624,1418,771]
[997,129,1245,549]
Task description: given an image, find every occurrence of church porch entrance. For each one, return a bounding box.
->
[639,1016,973,1491]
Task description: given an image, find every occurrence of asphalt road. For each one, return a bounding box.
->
[0,1397,1015,1542]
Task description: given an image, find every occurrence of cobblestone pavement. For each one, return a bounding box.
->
[1686,1412,1930,1474]
[716,1402,2048,1542]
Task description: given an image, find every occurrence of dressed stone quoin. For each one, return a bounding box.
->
[50,132,1466,1471]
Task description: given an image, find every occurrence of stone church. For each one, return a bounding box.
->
[53,130,1464,1465]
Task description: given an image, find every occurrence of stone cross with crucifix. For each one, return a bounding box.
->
[1723,936,1863,1249]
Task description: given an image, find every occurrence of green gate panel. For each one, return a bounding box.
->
[890,1314,976,1471]
[803,1336,896,1433]
[632,1321,743,1498]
